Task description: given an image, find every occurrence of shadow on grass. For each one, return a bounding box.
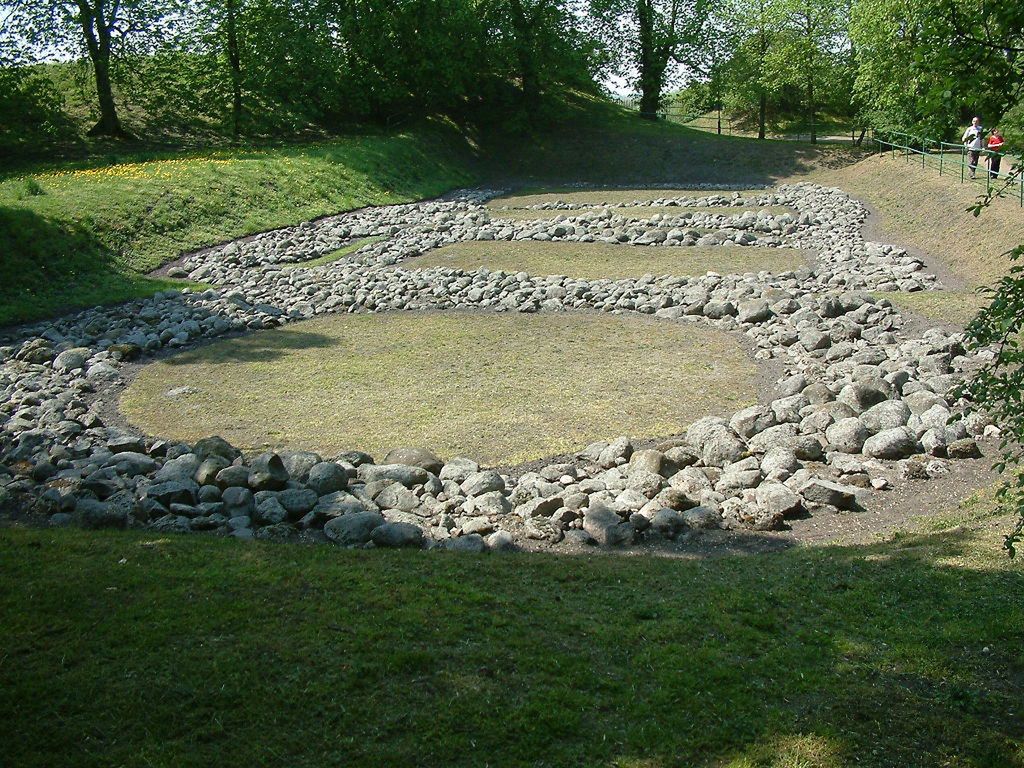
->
[0,520,1020,767]
[160,328,338,366]
[0,206,200,329]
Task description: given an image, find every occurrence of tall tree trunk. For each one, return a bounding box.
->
[636,0,664,119]
[758,91,767,139]
[509,0,540,117]
[225,0,243,143]
[78,0,127,137]
[806,70,816,143]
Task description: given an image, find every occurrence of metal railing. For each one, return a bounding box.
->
[874,131,1023,206]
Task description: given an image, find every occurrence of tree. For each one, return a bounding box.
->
[5,0,174,137]
[767,0,846,142]
[590,0,709,119]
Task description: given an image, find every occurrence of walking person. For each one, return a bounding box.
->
[962,116,985,179]
[987,128,1006,178]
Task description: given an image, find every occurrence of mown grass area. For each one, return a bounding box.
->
[281,236,385,270]
[404,240,813,280]
[119,311,759,465]
[0,128,477,326]
[815,153,1024,323]
[2,497,1021,767]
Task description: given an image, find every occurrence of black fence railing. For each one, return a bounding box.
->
[874,131,1023,207]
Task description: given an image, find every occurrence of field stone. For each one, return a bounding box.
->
[155,453,201,483]
[598,437,633,468]
[374,483,419,512]
[371,521,424,548]
[650,507,686,538]
[221,486,255,517]
[825,418,870,454]
[628,449,665,476]
[323,511,384,545]
[525,516,564,543]
[515,496,564,518]
[798,478,858,511]
[862,427,918,460]
[860,400,911,433]
[310,490,365,520]
[249,452,289,491]
[438,457,479,484]
[195,456,230,486]
[277,488,318,517]
[193,436,241,463]
[467,490,512,517]
[384,447,444,475]
[441,533,488,552]
[254,496,288,525]
[486,531,517,552]
[583,499,634,546]
[53,347,91,372]
[307,462,349,494]
[360,463,429,488]
[461,470,505,497]
[215,465,250,489]
[754,482,803,518]
[947,438,983,459]
[280,451,323,482]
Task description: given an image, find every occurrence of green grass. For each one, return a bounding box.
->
[1,497,1021,767]
[0,93,856,326]
[404,240,813,280]
[281,236,385,270]
[0,128,477,326]
[119,310,760,465]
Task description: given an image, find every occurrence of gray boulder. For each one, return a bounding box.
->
[371,521,424,548]
[583,500,634,546]
[307,462,349,495]
[248,453,289,492]
[324,511,384,545]
[383,447,443,475]
[862,427,918,460]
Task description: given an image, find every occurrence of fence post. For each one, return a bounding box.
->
[960,146,965,183]
[939,147,943,176]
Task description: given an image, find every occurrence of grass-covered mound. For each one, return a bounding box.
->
[404,241,813,280]
[1,500,1021,767]
[0,129,476,326]
[119,311,759,465]
[815,153,1024,324]
[0,95,851,327]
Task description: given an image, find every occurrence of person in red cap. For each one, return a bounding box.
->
[987,128,1006,178]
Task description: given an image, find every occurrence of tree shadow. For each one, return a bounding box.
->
[0,206,196,330]
[4,519,1021,767]
[159,327,338,366]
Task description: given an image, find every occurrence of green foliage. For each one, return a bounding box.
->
[961,236,1024,557]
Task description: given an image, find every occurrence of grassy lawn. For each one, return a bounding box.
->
[0,93,852,327]
[2,496,1021,767]
[404,241,813,280]
[0,129,477,326]
[119,310,759,465]
[281,236,386,270]
[815,153,1024,323]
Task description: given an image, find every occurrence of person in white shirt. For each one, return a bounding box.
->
[962,116,985,179]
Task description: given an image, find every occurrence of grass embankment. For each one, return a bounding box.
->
[0,130,477,326]
[119,311,759,465]
[405,241,813,280]
[815,153,1024,323]
[1,94,850,327]
[2,498,1021,767]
